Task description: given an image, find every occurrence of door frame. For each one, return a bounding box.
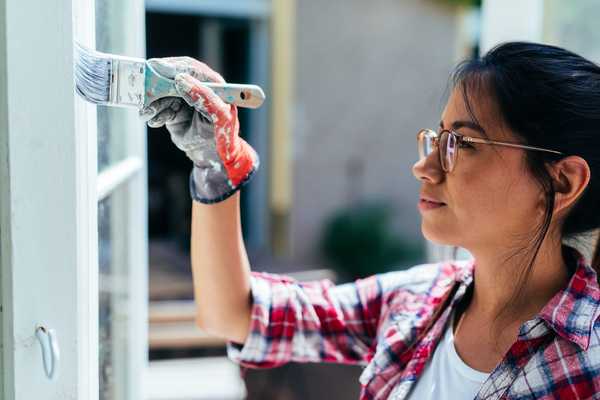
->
[1,0,98,398]
[0,0,148,398]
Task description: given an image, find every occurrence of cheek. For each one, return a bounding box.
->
[447,170,497,221]
[452,160,543,231]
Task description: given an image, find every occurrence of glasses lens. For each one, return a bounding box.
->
[418,129,435,160]
[439,130,457,171]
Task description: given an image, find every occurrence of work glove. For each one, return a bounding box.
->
[139,57,260,204]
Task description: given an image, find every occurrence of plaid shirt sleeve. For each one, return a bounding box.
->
[226,265,438,369]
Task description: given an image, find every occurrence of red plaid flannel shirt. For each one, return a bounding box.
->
[227,245,600,399]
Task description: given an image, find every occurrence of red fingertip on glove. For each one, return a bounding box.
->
[224,141,257,186]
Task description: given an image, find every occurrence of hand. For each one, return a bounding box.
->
[140,57,260,204]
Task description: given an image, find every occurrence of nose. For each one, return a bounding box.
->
[412,150,444,184]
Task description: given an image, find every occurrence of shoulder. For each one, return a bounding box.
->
[375,258,471,298]
[509,320,600,397]
[372,259,472,329]
[359,260,472,374]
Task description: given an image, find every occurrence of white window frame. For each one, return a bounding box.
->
[94,3,148,399]
[0,0,148,398]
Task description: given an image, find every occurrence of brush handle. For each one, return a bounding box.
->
[144,63,265,109]
[201,83,265,109]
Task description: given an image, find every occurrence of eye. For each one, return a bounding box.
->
[456,137,475,149]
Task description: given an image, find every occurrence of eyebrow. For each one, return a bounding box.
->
[439,120,486,135]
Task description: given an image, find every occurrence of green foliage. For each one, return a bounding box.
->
[319,201,424,281]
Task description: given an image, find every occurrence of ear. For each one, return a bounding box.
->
[549,156,591,216]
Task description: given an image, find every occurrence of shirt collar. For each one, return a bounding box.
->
[451,245,600,351]
[538,245,600,350]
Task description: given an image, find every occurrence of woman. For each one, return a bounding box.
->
[142,42,600,399]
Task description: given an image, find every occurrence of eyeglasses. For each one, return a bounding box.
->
[416,128,564,173]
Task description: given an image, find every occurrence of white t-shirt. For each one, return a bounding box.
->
[401,309,491,400]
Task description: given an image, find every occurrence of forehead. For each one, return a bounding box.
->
[441,85,512,140]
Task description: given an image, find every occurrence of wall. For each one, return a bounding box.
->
[290,0,463,266]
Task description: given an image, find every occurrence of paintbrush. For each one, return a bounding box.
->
[73,42,265,110]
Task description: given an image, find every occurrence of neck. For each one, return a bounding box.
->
[466,236,571,324]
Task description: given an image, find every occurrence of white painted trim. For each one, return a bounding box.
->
[94,1,149,399]
[120,3,149,399]
[73,1,100,398]
[1,0,148,398]
[146,357,246,400]
[97,157,143,202]
[0,1,9,397]
[145,0,271,18]
[0,0,98,398]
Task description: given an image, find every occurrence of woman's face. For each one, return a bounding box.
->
[412,87,545,252]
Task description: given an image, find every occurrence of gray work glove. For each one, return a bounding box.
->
[140,57,260,204]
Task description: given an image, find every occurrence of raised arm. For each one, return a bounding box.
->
[140,57,258,342]
[190,192,252,343]
[140,56,426,370]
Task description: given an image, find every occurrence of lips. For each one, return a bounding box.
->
[420,196,446,205]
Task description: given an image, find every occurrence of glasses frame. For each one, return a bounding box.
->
[417,128,564,172]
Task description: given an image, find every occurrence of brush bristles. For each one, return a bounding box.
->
[73,42,112,104]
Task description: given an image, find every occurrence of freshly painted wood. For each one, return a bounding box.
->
[97,157,143,201]
[0,0,97,398]
[0,0,148,398]
[100,1,149,399]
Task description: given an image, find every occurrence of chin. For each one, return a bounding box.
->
[421,223,462,247]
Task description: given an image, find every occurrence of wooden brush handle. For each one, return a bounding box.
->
[201,83,265,109]
[144,64,265,109]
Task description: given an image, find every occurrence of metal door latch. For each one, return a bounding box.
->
[35,325,60,380]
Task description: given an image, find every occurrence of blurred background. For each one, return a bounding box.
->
[91,0,600,399]
[143,1,469,397]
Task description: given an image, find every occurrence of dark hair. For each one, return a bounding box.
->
[450,42,600,347]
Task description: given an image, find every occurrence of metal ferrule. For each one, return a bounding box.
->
[109,57,146,108]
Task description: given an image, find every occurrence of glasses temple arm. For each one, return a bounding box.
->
[463,137,563,155]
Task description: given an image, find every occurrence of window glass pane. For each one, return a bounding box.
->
[96,0,128,173]
[98,188,130,400]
